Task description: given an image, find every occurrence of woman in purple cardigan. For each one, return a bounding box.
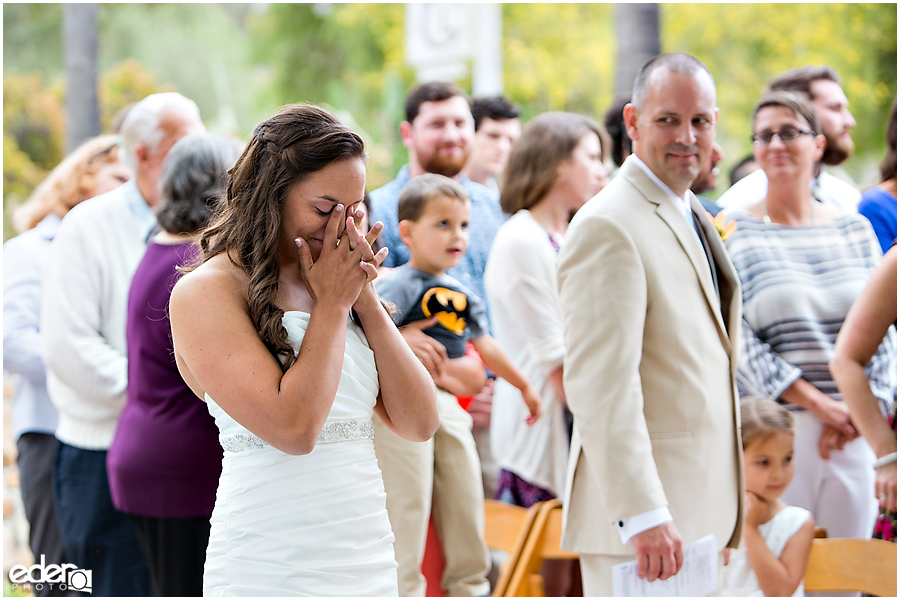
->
[107,133,242,596]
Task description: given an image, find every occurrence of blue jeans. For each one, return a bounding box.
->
[53,442,151,597]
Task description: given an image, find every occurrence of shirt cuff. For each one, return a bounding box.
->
[615,507,673,545]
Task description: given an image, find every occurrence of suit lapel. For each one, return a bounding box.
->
[691,195,740,350]
[621,159,732,349]
[692,208,719,301]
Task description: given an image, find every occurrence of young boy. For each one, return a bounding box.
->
[373,174,541,596]
[377,174,542,419]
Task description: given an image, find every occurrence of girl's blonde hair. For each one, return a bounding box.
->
[740,396,795,449]
[13,134,122,232]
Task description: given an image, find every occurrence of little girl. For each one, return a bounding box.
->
[723,397,816,597]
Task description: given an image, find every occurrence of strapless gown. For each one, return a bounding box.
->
[203,312,399,596]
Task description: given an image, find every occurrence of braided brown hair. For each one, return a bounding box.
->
[192,104,366,371]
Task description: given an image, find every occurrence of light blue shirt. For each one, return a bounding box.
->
[3,214,62,439]
[369,165,505,320]
[123,180,160,242]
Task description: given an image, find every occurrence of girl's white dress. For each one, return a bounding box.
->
[721,505,811,597]
[203,312,398,596]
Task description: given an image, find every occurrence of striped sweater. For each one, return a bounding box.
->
[723,210,896,413]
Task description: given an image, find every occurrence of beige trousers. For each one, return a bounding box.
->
[579,550,727,596]
[472,424,500,498]
[374,389,490,597]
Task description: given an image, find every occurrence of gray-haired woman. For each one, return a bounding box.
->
[106,133,243,596]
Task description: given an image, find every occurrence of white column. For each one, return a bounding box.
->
[472,4,503,96]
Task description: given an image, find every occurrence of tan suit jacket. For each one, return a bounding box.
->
[557,156,744,559]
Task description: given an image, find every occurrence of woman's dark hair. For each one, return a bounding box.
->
[195,103,366,371]
[880,98,897,184]
[155,133,243,234]
[500,112,606,215]
[752,91,821,136]
[360,192,383,254]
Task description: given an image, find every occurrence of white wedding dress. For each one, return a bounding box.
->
[203,312,399,596]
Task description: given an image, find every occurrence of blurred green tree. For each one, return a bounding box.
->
[3,72,63,241]
[3,72,65,172]
[3,62,169,241]
[100,59,176,131]
[3,4,64,79]
[503,4,616,121]
[98,3,265,136]
[246,3,413,189]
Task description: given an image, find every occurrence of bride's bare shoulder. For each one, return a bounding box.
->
[172,253,249,311]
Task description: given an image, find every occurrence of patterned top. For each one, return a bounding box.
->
[723,210,896,412]
[368,164,505,319]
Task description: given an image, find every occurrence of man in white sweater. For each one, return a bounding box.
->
[41,92,204,596]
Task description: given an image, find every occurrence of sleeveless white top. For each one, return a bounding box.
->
[203,312,398,596]
[721,505,811,597]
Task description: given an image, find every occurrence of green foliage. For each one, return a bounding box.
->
[98,59,175,131]
[3,4,63,79]
[2,62,169,242]
[98,3,272,137]
[503,4,616,122]
[247,3,413,189]
[3,72,64,241]
[100,59,175,132]
[4,130,47,241]
[3,72,65,171]
[4,131,45,199]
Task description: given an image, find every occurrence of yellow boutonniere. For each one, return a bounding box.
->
[707,211,737,242]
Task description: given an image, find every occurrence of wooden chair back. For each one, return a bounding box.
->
[803,537,897,597]
[504,499,578,596]
[484,499,542,597]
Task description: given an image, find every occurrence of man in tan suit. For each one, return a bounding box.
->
[557,53,744,595]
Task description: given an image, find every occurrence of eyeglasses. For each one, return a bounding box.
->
[751,126,816,146]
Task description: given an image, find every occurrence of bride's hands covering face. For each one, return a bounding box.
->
[296,204,388,311]
[345,207,389,314]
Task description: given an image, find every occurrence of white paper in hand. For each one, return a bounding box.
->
[611,534,718,597]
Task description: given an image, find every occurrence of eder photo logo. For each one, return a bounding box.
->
[8,555,92,594]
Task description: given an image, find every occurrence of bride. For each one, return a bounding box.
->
[170,104,439,596]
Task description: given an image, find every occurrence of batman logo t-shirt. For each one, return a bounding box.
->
[375,264,489,359]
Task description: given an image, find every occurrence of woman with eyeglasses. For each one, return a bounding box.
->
[3,134,132,595]
[723,91,896,542]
